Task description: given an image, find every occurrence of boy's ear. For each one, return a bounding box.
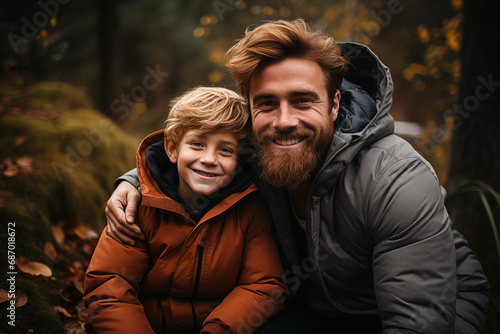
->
[164,139,177,163]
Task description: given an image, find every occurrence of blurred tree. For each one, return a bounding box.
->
[446,0,500,332]
[98,0,121,121]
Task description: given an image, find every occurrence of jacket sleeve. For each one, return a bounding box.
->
[201,197,288,334]
[115,167,141,191]
[84,226,153,334]
[369,158,456,333]
[453,229,490,334]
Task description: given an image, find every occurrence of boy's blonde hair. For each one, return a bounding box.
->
[164,87,250,147]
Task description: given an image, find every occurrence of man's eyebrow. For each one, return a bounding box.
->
[252,92,276,104]
[252,90,321,104]
[288,90,320,100]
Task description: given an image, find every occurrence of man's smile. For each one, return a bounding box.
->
[273,137,306,146]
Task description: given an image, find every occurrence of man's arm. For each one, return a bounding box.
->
[369,158,456,333]
[105,168,143,245]
[453,229,490,334]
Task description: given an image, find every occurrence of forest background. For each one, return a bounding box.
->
[0,0,499,333]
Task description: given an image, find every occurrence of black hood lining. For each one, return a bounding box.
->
[145,140,253,222]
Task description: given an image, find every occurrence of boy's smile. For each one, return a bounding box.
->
[165,129,239,208]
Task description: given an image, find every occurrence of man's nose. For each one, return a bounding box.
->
[200,149,218,165]
[273,103,299,131]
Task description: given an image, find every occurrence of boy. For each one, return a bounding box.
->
[84,87,287,333]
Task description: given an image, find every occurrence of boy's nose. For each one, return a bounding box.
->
[200,150,218,165]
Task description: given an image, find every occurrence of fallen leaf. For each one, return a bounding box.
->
[75,301,91,323]
[16,257,52,277]
[15,136,25,146]
[53,305,72,317]
[73,225,98,240]
[3,160,18,177]
[44,242,58,261]
[16,156,33,172]
[73,280,84,294]
[0,289,27,307]
[0,289,12,303]
[15,290,27,307]
[63,320,86,334]
[52,225,65,244]
[59,283,82,303]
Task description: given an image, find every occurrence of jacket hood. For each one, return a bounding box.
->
[311,42,395,197]
[136,130,254,222]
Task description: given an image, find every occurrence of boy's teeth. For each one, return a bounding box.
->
[196,170,216,177]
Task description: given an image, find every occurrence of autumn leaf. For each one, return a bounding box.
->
[73,225,99,241]
[15,290,27,307]
[63,319,86,334]
[16,257,52,277]
[0,289,27,307]
[16,156,33,172]
[2,159,18,177]
[15,136,25,146]
[75,301,91,323]
[54,305,72,317]
[52,225,65,244]
[0,289,12,303]
[73,279,84,294]
[44,242,58,261]
[1,156,33,176]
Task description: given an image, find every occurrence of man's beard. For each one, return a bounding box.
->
[255,125,334,189]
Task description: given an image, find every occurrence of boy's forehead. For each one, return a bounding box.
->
[182,129,238,143]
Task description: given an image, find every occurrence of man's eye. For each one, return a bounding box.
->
[258,101,276,109]
[296,98,313,105]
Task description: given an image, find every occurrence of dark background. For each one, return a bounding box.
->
[0,0,499,333]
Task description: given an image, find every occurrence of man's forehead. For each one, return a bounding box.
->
[249,58,327,90]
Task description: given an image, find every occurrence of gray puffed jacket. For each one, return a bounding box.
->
[118,42,490,334]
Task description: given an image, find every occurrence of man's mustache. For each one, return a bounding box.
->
[255,128,315,146]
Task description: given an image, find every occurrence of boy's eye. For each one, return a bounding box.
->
[219,147,234,156]
[190,142,204,149]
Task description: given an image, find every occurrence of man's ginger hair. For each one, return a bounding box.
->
[225,18,348,101]
[165,87,250,147]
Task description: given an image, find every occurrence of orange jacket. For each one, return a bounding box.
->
[84,130,287,333]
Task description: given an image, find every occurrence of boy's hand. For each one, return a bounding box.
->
[105,181,144,245]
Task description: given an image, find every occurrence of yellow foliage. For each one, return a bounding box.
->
[417,25,431,43]
[235,0,245,10]
[209,71,223,83]
[451,0,463,10]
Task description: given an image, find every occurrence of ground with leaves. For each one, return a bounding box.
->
[0,81,139,333]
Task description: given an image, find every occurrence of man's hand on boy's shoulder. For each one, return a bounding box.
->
[105,181,144,245]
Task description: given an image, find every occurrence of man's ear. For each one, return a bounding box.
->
[330,89,341,122]
[164,139,177,163]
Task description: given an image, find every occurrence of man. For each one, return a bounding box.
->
[105,19,490,333]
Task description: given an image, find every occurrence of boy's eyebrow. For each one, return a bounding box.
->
[219,139,238,147]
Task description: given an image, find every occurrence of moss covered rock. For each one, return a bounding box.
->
[0,81,140,333]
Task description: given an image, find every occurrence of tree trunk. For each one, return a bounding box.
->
[98,0,121,121]
[446,0,500,331]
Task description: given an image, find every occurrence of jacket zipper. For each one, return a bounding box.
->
[191,226,207,331]
[193,245,204,298]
